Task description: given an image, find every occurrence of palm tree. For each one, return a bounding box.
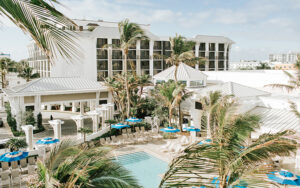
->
[6,138,27,152]
[0,0,80,62]
[159,98,297,188]
[0,58,9,88]
[31,140,139,187]
[18,63,40,82]
[199,91,223,139]
[118,19,148,118]
[78,127,93,142]
[164,34,205,82]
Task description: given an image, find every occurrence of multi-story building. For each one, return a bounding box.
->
[27,42,51,77]
[28,19,234,81]
[269,52,299,64]
[0,52,10,59]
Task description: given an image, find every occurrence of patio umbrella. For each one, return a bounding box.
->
[267,170,300,187]
[0,151,29,162]
[125,117,142,123]
[183,126,201,132]
[111,123,130,129]
[198,138,212,145]
[36,137,60,145]
[160,127,180,133]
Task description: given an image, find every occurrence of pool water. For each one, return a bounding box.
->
[116,151,168,188]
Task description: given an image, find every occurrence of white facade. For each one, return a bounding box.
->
[28,19,234,81]
[269,51,299,64]
[27,43,51,77]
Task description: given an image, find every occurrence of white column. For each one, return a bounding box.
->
[215,43,219,71]
[224,44,228,71]
[195,43,199,70]
[296,147,300,169]
[47,105,51,111]
[96,92,100,108]
[108,38,112,78]
[136,40,141,75]
[80,101,84,115]
[87,111,100,133]
[60,103,65,111]
[21,125,34,151]
[72,102,76,112]
[107,103,114,119]
[149,40,154,76]
[205,42,209,71]
[71,115,85,139]
[34,95,41,117]
[49,119,64,140]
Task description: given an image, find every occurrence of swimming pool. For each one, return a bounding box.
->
[116,151,168,188]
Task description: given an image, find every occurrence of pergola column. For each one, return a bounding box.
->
[107,103,114,119]
[80,101,84,115]
[60,103,65,111]
[21,125,33,151]
[49,119,64,140]
[72,102,77,112]
[71,115,86,139]
[87,111,100,133]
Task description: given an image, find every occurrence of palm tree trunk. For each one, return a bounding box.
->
[124,52,131,119]
[1,73,4,88]
[174,65,178,82]
[169,106,173,127]
[178,103,183,132]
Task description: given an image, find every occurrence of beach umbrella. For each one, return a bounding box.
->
[0,151,29,162]
[160,127,180,133]
[36,137,60,145]
[111,123,130,129]
[267,170,300,187]
[183,126,201,132]
[125,117,142,123]
[198,138,212,145]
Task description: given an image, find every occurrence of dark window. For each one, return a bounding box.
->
[218,61,224,70]
[129,42,136,49]
[218,43,225,51]
[97,60,108,71]
[141,40,149,49]
[199,43,206,51]
[199,62,206,70]
[141,50,149,59]
[128,50,136,59]
[25,106,34,111]
[97,71,108,81]
[96,38,107,48]
[112,39,120,47]
[141,61,150,69]
[209,43,215,51]
[163,50,172,57]
[99,100,108,105]
[163,41,171,50]
[97,49,108,59]
[218,52,224,60]
[209,61,215,71]
[153,52,162,60]
[112,50,122,59]
[209,52,215,60]
[154,61,162,69]
[112,61,122,70]
[199,52,205,58]
[154,41,162,50]
[195,102,203,110]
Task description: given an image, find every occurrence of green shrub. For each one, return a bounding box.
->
[24,111,35,126]
[36,112,44,131]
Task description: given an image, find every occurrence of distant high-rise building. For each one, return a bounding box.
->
[0,52,10,59]
[28,19,235,81]
[269,52,298,64]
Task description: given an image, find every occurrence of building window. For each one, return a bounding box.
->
[218,61,224,70]
[128,50,136,59]
[96,38,107,48]
[97,49,108,59]
[209,61,215,71]
[112,60,123,75]
[218,52,224,60]
[141,40,149,49]
[112,50,122,59]
[141,60,150,75]
[195,102,203,110]
[163,41,171,50]
[141,50,149,59]
[97,60,108,81]
[209,52,215,60]
[154,41,162,50]
[218,43,225,51]
[112,39,120,48]
[199,52,205,58]
[99,100,108,105]
[209,43,215,51]
[199,43,206,51]
[127,60,136,71]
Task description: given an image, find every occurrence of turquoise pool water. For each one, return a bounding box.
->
[116,151,168,188]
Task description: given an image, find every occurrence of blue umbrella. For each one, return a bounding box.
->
[111,123,130,129]
[160,127,180,133]
[0,151,29,162]
[36,137,60,145]
[198,139,212,145]
[125,117,142,123]
[267,170,300,186]
[183,126,201,132]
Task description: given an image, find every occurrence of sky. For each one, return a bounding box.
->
[0,0,300,61]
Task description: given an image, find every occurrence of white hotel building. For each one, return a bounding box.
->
[27,19,234,81]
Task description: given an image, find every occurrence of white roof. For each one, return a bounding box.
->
[3,77,107,96]
[195,82,270,98]
[250,106,300,134]
[153,63,208,82]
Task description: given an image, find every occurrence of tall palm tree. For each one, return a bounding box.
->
[18,63,40,82]
[0,58,9,88]
[118,19,148,118]
[31,140,140,187]
[160,98,297,188]
[6,138,27,151]
[0,0,80,62]
[164,34,205,82]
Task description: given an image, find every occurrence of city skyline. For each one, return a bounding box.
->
[0,0,300,61]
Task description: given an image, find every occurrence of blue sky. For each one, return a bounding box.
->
[1,0,300,61]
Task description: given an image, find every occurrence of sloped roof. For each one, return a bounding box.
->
[250,106,300,134]
[3,77,107,96]
[195,82,270,98]
[153,63,208,81]
[194,35,235,44]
